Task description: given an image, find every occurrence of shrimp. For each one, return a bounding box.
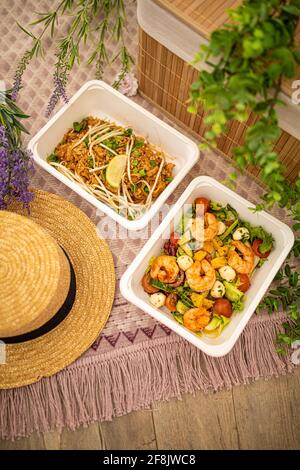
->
[228,240,254,274]
[183,307,211,332]
[150,255,179,283]
[185,259,216,292]
[191,212,219,242]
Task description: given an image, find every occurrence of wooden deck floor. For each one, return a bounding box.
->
[1,368,299,450]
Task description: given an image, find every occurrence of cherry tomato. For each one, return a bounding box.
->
[238,273,251,293]
[142,273,159,294]
[195,197,210,215]
[213,298,233,318]
[252,239,271,259]
[165,292,178,312]
[170,231,180,246]
[164,241,177,256]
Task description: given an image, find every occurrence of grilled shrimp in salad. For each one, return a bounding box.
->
[185,259,216,292]
[228,240,254,274]
[191,212,219,242]
[141,196,274,337]
[150,255,179,283]
[183,307,211,332]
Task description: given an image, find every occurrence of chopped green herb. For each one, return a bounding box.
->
[139,169,147,177]
[103,138,118,151]
[133,139,144,149]
[257,258,267,268]
[144,185,149,193]
[73,118,88,132]
[124,128,133,136]
[87,155,94,168]
[130,184,137,193]
[210,201,224,211]
[132,150,141,157]
[47,153,59,163]
[84,137,89,148]
[232,299,245,312]
[165,177,173,183]
[132,159,138,167]
[150,159,157,168]
[242,222,274,254]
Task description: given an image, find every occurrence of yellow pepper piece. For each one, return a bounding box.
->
[190,292,205,308]
[194,250,207,261]
[203,241,213,253]
[213,239,228,256]
[213,238,223,248]
[203,298,214,309]
[211,256,227,269]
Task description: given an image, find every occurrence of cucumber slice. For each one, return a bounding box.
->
[181,243,193,257]
[149,278,174,293]
[172,312,184,325]
[176,300,189,315]
[177,294,194,308]
[178,230,192,246]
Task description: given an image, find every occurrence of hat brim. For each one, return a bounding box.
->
[0,189,115,389]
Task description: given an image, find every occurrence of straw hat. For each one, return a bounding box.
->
[0,189,115,389]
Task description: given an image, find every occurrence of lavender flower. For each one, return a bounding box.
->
[10,148,34,208]
[12,50,32,102]
[0,146,9,209]
[11,78,21,102]
[0,125,34,210]
[46,72,69,118]
[0,125,8,147]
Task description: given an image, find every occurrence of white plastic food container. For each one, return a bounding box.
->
[28,80,199,230]
[120,176,294,357]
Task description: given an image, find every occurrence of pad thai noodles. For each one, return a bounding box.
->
[47,117,175,220]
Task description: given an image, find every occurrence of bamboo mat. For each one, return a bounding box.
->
[154,0,300,98]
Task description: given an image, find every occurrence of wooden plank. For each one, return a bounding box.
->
[1,371,299,449]
[233,369,300,450]
[101,409,157,450]
[43,431,61,450]
[60,423,105,450]
[0,432,45,450]
[285,369,300,445]
[152,389,239,450]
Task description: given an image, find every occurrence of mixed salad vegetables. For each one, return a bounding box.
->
[141,197,274,337]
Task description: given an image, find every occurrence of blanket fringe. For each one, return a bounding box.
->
[0,317,295,440]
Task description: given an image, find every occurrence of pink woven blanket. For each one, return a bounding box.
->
[0,0,295,441]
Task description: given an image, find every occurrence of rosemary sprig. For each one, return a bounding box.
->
[13,0,133,115]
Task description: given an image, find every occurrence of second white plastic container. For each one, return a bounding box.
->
[120,176,294,357]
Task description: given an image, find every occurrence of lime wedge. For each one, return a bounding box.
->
[106,154,127,189]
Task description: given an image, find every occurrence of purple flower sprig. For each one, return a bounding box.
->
[0,88,33,211]
[11,50,33,102]
[0,125,34,211]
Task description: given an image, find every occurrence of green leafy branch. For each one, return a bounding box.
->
[189,0,300,210]
[258,202,300,353]
[0,88,30,148]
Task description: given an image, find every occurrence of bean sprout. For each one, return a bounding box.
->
[48,118,175,220]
